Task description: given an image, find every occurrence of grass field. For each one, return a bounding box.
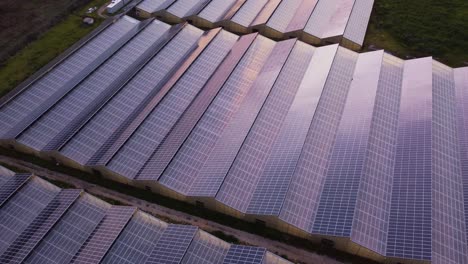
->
[0,0,108,98]
[364,0,468,67]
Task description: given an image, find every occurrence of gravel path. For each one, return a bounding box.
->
[0,155,343,264]
[97,1,109,18]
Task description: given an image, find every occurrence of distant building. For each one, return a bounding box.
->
[1,16,468,264]
[107,0,132,14]
[134,0,375,50]
[0,168,291,263]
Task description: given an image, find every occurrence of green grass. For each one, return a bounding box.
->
[364,0,468,67]
[0,146,380,264]
[0,0,109,98]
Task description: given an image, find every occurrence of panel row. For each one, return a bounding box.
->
[134,0,374,50]
[1,17,468,264]
[0,170,291,264]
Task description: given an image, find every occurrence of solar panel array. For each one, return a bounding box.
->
[0,171,291,264]
[1,15,468,264]
[134,0,374,49]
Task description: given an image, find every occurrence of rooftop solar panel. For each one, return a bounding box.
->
[145,224,198,264]
[198,0,238,23]
[350,54,404,255]
[304,0,355,39]
[284,0,318,33]
[2,13,468,263]
[0,173,31,208]
[325,0,355,39]
[102,211,168,264]
[202,39,295,211]
[246,44,337,216]
[231,0,269,28]
[168,0,211,18]
[135,33,257,181]
[455,67,468,242]
[386,58,432,260]
[101,26,209,178]
[71,206,136,264]
[0,189,81,264]
[0,16,140,139]
[181,230,230,264]
[223,245,266,264]
[135,0,374,48]
[189,42,316,198]
[250,0,282,27]
[24,194,109,264]
[342,0,375,47]
[91,28,231,167]
[196,39,294,207]
[18,20,171,152]
[279,47,358,232]
[58,23,187,165]
[137,0,176,14]
[0,174,8,186]
[431,61,468,264]
[0,172,290,264]
[0,177,59,256]
[311,50,382,237]
[266,0,302,33]
[157,36,275,194]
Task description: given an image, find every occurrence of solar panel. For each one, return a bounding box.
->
[168,0,211,18]
[99,26,212,179]
[137,0,372,48]
[266,0,302,33]
[0,173,32,208]
[304,0,355,39]
[0,16,140,139]
[431,61,468,264]
[24,194,109,264]
[181,231,230,264]
[454,67,468,243]
[250,0,282,27]
[311,50,382,237]
[134,33,257,181]
[0,174,8,186]
[198,0,237,23]
[284,0,318,33]
[342,0,375,47]
[231,0,269,28]
[18,20,171,152]
[386,58,432,260]
[59,23,195,165]
[246,44,337,216]
[70,206,136,264]
[145,224,198,264]
[278,47,358,232]
[0,177,59,256]
[102,211,168,264]
[222,245,266,264]
[195,39,294,209]
[189,42,315,198]
[0,189,81,263]
[156,36,275,194]
[137,0,176,14]
[90,28,229,168]
[350,54,403,255]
